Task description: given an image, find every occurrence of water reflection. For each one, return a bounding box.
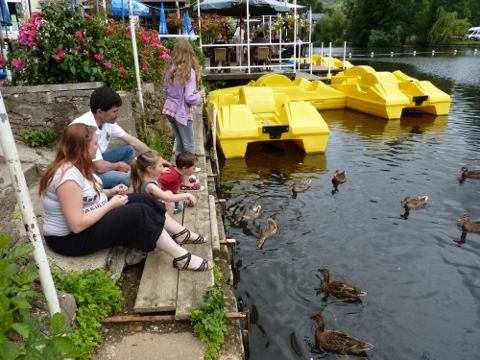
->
[220,54,480,359]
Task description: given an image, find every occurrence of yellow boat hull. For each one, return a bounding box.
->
[208,87,330,159]
[209,74,346,111]
[330,66,452,120]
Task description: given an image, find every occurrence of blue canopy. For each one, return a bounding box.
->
[194,0,289,17]
[0,0,12,27]
[182,11,195,39]
[159,3,168,35]
[111,0,150,17]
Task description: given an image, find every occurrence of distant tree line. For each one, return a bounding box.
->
[296,0,478,46]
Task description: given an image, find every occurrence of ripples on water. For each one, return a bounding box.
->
[219,51,480,359]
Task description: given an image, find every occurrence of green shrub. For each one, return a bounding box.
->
[190,265,227,360]
[52,268,124,360]
[22,128,58,148]
[0,231,78,359]
[7,0,168,91]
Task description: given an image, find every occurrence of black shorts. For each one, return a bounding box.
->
[45,193,166,256]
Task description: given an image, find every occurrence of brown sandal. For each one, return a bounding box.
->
[171,228,207,244]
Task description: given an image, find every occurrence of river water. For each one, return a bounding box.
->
[218,47,480,359]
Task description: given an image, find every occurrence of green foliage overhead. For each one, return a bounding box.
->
[313,6,347,43]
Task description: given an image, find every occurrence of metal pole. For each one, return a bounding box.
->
[128,0,144,112]
[246,2,250,74]
[197,0,202,50]
[0,92,61,317]
[328,42,332,78]
[309,6,312,75]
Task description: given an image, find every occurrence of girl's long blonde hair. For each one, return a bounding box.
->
[165,39,202,87]
[39,123,100,197]
[130,150,161,193]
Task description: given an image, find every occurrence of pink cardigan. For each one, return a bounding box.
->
[162,68,202,126]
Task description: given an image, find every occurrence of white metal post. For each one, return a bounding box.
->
[128,0,144,112]
[0,92,61,317]
[309,6,312,75]
[328,42,332,78]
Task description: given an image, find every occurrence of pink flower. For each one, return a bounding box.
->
[75,31,82,38]
[126,26,131,32]
[106,27,113,35]
[105,62,112,69]
[0,79,6,87]
[12,58,24,71]
[0,56,4,67]
[119,67,127,76]
[75,45,81,51]
[55,48,65,63]
[94,53,105,62]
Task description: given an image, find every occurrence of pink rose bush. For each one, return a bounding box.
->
[7,0,171,90]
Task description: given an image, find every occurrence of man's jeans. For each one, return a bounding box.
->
[95,145,135,189]
[166,115,195,155]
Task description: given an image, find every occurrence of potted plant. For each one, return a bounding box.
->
[166,13,183,31]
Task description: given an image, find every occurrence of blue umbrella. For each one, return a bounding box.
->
[159,3,168,35]
[182,11,195,39]
[111,0,150,17]
[0,0,12,27]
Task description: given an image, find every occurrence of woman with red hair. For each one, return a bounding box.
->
[39,123,212,271]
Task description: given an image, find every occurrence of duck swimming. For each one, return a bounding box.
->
[318,269,366,300]
[458,167,480,179]
[235,204,262,224]
[401,195,428,209]
[331,170,347,186]
[457,214,480,233]
[292,179,312,193]
[309,314,373,356]
[258,218,278,249]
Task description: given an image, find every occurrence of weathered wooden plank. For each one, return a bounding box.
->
[175,153,214,320]
[134,249,178,313]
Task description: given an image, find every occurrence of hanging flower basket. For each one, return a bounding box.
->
[166,13,183,31]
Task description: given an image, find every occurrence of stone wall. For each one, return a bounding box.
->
[0,82,139,143]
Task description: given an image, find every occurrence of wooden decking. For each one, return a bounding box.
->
[133,110,215,320]
[203,56,342,83]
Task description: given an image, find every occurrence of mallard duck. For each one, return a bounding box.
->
[458,167,480,179]
[318,269,366,300]
[310,314,373,356]
[235,204,262,224]
[292,179,312,193]
[457,214,480,233]
[331,170,347,186]
[258,218,278,249]
[401,195,428,209]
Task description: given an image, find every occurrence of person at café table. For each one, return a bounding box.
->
[251,31,269,70]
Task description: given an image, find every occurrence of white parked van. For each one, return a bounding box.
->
[463,27,480,40]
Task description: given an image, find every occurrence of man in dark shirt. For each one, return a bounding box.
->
[251,31,269,69]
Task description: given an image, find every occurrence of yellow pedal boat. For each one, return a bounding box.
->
[310,54,354,68]
[209,74,345,111]
[330,65,452,120]
[207,86,330,159]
